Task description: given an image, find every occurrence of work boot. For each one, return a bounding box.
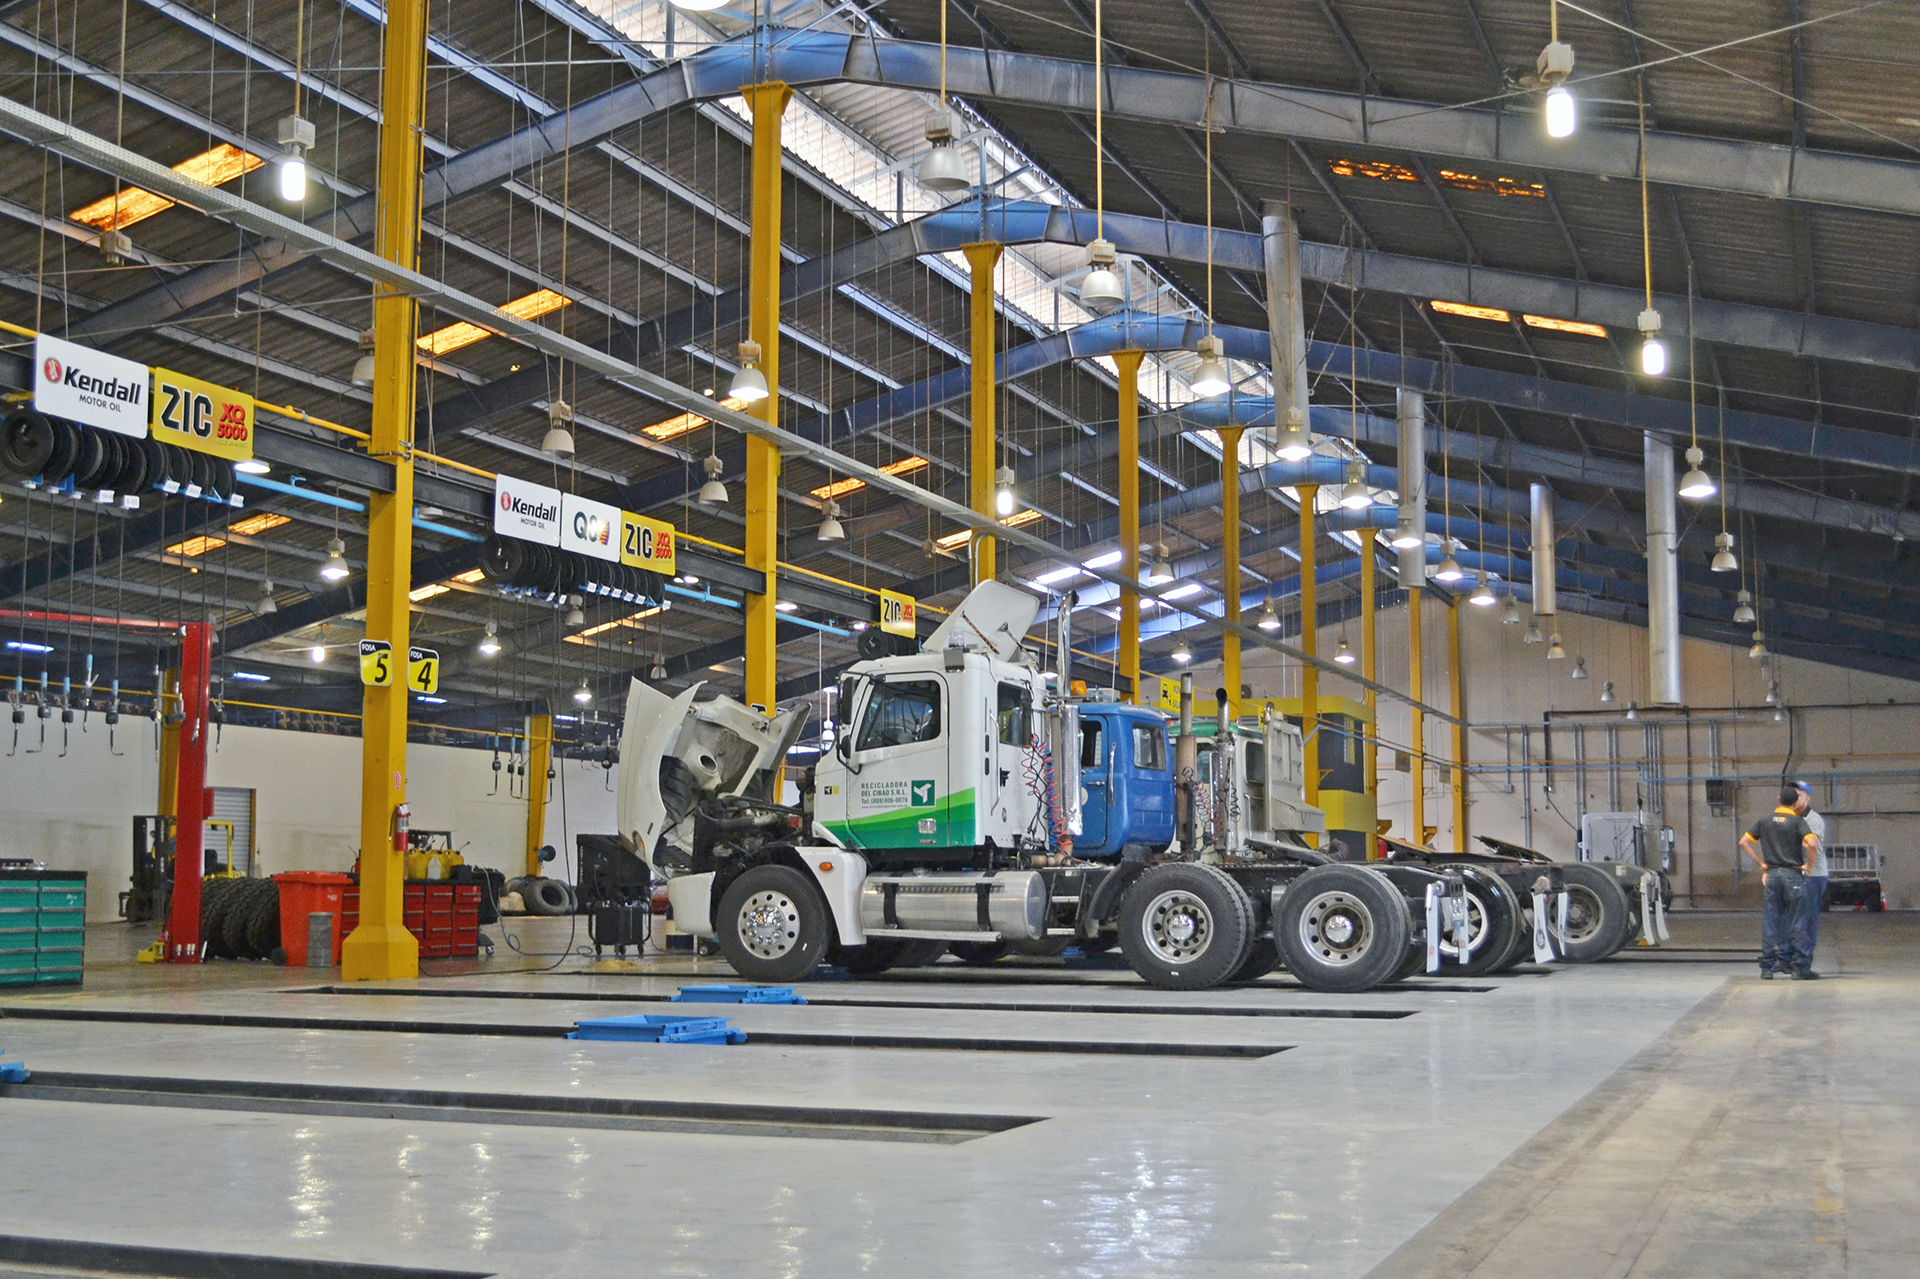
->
[1793,969,1820,980]
[1760,969,1775,980]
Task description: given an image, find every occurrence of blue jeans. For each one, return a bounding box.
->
[1761,868,1812,974]
[1801,875,1829,957]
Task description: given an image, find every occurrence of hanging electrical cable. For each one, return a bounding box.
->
[1079,0,1124,314]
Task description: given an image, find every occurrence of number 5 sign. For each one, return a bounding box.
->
[150,366,255,462]
[358,639,394,687]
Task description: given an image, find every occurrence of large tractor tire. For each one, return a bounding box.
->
[714,865,831,983]
[1273,864,1411,993]
[522,877,573,916]
[949,940,1012,965]
[1117,863,1255,990]
[1558,864,1634,962]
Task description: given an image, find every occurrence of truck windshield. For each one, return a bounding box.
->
[856,679,943,749]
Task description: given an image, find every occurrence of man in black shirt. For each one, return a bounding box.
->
[1739,785,1821,979]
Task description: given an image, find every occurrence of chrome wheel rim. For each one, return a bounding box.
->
[1564,886,1602,943]
[1141,890,1214,964]
[737,889,800,960]
[1297,890,1375,966]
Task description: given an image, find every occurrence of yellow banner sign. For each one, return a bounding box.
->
[150,367,254,461]
[620,511,676,574]
[879,589,917,637]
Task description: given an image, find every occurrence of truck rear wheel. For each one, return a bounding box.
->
[715,866,830,983]
[950,940,1011,965]
[1439,866,1522,977]
[1558,865,1633,962]
[1117,863,1254,990]
[1274,865,1409,993]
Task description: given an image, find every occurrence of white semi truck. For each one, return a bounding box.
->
[616,583,1465,992]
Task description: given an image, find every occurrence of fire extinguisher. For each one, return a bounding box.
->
[391,801,411,853]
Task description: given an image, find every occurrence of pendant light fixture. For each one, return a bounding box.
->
[1171,637,1193,664]
[1732,589,1756,625]
[1191,336,1231,397]
[1524,620,1543,644]
[276,114,314,203]
[817,500,846,542]
[1433,550,1464,583]
[1077,0,1125,316]
[572,678,593,706]
[1773,705,1787,723]
[1147,544,1175,585]
[255,579,277,616]
[1188,67,1232,401]
[1390,517,1424,550]
[1765,681,1781,706]
[1749,630,1769,659]
[1600,679,1616,703]
[1711,531,1738,572]
[1625,701,1640,721]
[1334,633,1356,664]
[994,465,1018,517]
[564,595,586,628]
[1275,408,1313,462]
[698,453,728,505]
[541,399,575,457]
[1570,655,1589,680]
[1636,93,1666,378]
[650,659,668,681]
[1258,596,1282,630]
[319,537,349,583]
[478,621,501,657]
[1502,593,1522,625]
[728,340,770,402]
[1679,448,1716,499]
[1468,571,1497,606]
[1546,631,1566,660]
[917,8,971,193]
[310,643,326,664]
[1338,461,1372,510]
[1677,271,1717,499]
[351,330,376,388]
[1539,1,1576,137]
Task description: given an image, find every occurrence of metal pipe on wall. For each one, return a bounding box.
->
[1645,433,1684,705]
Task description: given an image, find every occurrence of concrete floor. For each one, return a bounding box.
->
[0,912,1913,1277]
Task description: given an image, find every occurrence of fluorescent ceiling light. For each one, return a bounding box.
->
[1083,550,1124,569]
[1035,566,1084,585]
[230,671,271,682]
[1163,583,1205,600]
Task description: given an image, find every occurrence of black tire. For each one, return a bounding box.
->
[245,881,280,959]
[1438,866,1524,977]
[1273,864,1411,993]
[1009,935,1073,958]
[1387,941,1428,983]
[715,865,831,983]
[200,878,238,959]
[42,418,81,485]
[139,436,167,491]
[113,432,149,494]
[1228,937,1281,983]
[70,430,108,491]
[1117,862,1255,990]
[1558,864,1634,962]
[2,411,54,479]
[523,877,571,916]
[950,939,1011,965]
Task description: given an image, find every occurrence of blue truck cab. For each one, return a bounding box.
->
[1072,702,1177,859]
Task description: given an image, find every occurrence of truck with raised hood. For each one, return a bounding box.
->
[616,582,1465,993]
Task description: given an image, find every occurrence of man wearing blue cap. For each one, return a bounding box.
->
[1739,784,1820,979]
[1794,780,1828,968]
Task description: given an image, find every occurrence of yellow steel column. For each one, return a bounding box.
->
[1449,598,1468,849]
[1409,587,1426,844]
[1219,427,1244,721]
[1298,485,1319,816]
[1114,350,1144,702]
[341,0,428,982]
[742,82,791,716]
[964,242,1003,586]
[1360,534,1378,839]
[524,715,552,878]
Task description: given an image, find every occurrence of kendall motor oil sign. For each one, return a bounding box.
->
[493,473,562,545]
[34,334,149,437]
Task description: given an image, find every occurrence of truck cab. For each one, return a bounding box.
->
[1072,702,1176,860]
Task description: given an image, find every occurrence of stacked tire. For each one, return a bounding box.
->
[200,878,281,961]
[478,534,666,606]
[0,409,238,504]
[505,875,576,916]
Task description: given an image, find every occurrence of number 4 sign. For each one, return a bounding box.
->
[407,647,440,695]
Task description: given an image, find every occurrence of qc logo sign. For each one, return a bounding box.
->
[910,780,936,808]
[560,492,621,563]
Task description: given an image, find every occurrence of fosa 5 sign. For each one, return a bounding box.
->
[560,493,621,563]
[493,474,561,545]
[34,334,148,437]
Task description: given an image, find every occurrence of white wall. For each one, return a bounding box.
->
[1187,595,1920,908]
[0,722,618,921]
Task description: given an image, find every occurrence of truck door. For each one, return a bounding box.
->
[844,676,951,849]
[1078,717,1110,852]
[1129,719,1175,850]
[990,678,1036,844]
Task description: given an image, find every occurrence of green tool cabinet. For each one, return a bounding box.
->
[0,870,85,987]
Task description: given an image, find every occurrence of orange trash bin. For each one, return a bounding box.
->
[272,871,355,966]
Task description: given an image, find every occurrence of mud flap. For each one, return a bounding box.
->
[1451,882,1471,955]
[1531,891,1554,963]
[1424,882,1442,973]
[1638,872,1669,944]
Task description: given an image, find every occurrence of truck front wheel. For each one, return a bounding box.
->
[1118,863,1254,989]
[715,865,831,982]
[1274,865,1410,992]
